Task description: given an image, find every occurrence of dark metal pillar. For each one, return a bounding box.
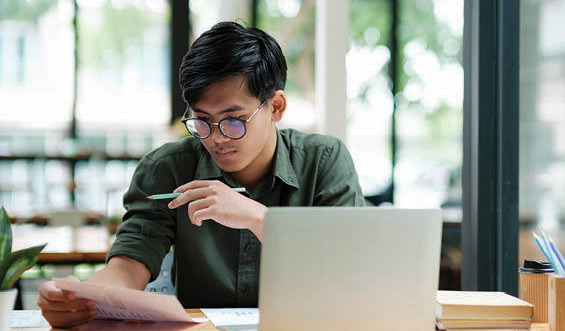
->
[170,0,190,124]
[462,0,520,295]
[389,0,399,204]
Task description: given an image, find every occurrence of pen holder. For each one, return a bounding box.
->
[519,260,553,323]
[549,274,565,331]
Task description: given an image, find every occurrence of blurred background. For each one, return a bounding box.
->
[0,0,463,218]
[1,0,564,309]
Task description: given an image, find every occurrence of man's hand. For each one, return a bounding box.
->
[168,180,268,241]
[37,256,150,328]
[37,275,96,328]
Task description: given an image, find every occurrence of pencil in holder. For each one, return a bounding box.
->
[549,274,565,331]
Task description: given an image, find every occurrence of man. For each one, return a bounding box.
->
[37,21,364,328]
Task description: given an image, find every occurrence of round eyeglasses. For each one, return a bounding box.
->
[181,99,269,140]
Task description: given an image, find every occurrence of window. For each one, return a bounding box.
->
[256,0,317,132]
[190,0,252,38]
[348,0,393,196]
[0,0,171,216]
[0,1,74,132]
[347,0,463,210]
[395,0,463,208]
[520,0,565,261]
[76,0,170,132]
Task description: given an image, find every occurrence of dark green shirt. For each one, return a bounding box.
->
[107,128,364,308]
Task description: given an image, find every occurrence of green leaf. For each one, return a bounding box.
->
[0,244,46,290]
[0,206,12,264]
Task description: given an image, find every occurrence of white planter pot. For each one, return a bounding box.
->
[0,288,18,331]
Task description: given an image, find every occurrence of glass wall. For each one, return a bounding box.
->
[0,0,73,132]
[0,0,170,217]
[347,0,393,197]
[256,0,317,132]
[1,1,73,216]
[347,0,463,212]
[394,0,463,209]
[190,0,252,38]
[520,0,565,262]
[1,0,464,223]
[76,0,170,133]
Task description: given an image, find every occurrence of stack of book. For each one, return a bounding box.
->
[436,291,534,330]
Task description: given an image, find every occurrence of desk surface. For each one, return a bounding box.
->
[13,309,220,331]
[36,252,107,264]
[10,309,552,331]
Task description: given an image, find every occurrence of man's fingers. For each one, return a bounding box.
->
[172,182,192,193]
[62,274,80,282]
[188,199,213,225]
[38,281,73,301]
[38,275,81,301]
[173,179,214,193]
[192,209,215,226]
[169,187,209,209]
[37,275,96,328]
[43,309,95,328]
[38,297,94,312]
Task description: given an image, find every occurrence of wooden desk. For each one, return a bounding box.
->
[12,309,221,331]
[9,310,552,331]
[37,252,107,265]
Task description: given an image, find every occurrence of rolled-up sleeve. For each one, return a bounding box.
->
[106,155,177,281]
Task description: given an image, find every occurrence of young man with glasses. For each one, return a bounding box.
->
[37,21,364,328]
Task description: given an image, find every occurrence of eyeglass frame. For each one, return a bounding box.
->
[180,98,270,140]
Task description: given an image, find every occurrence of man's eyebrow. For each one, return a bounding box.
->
[191,105,246,115]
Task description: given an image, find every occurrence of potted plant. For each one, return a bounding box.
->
[0,206,46,331]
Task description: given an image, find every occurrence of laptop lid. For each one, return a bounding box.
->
[258,207,442,331]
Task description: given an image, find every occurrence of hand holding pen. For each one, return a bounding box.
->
[149,180,267,242]
[148,187,246,200]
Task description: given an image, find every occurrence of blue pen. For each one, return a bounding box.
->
[540,231,565,276]
[548,234,565,274]
[533,232,561,275]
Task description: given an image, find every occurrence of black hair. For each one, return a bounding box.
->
[179,21,287,107]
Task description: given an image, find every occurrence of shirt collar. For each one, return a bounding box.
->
[193,130,300,189]
[272,129,299,189]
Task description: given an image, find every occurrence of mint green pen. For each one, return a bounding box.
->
[147,187,246,200]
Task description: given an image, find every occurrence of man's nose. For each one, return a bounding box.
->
[210,123,231,142]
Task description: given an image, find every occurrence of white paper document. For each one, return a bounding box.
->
[201,308,259,326]
[54,279,205,323]
[10,310,50,328]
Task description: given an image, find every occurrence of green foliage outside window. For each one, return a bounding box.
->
[0,0,56,21]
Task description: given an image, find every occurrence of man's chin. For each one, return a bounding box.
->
[213,158,243,174]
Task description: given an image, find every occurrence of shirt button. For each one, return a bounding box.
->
[244,243,251,251]
[242,284,250,293]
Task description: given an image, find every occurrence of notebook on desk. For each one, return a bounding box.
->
[257,207,443,331]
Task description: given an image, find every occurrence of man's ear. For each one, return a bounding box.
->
[270,90,286,122]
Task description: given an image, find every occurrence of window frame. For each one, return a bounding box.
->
[461,0,520,295]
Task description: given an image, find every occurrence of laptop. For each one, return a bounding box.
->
[257,207,443,331]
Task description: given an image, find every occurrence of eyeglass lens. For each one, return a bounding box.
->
[186,118,246,139]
